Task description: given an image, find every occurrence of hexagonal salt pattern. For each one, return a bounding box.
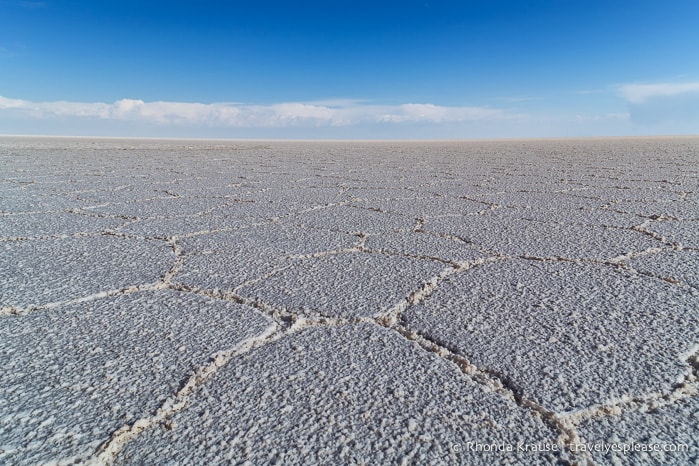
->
[237,252,445,318]
[87,197,232,218]
[115,324,561,465]
[0,189,88,214]
[364,231,486,264]
[610,199,699,222]
[645,218,699,249]
[290,204,414,235]
[0,290,273,465]
[403,259,699,412]
[349,195,486,218]
[0,212,125,239]
[423,212,660,260]
[629,249,699,289]
[116,201,277,238]
[1,136,697,465]
[175,224,358,291]
[1,236,173,309]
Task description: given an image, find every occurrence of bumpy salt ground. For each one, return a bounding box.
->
[1,136,697,465]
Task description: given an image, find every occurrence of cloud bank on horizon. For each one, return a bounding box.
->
[1,81,697,138]
[0,96,520,127]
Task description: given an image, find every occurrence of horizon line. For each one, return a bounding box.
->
[2,133,698,143]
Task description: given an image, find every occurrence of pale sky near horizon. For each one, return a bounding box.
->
[1,0,698,139]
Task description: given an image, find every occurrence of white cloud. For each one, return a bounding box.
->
[0,95,523,128]
[617,81,699,129]
[375,103,510,123]
[619,82,699,103]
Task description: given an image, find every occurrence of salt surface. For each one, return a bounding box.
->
[1,136,697,465]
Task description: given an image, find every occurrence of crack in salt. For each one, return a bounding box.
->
[563,344,699,425]
[387,325,589,465]
[89,323,282,466]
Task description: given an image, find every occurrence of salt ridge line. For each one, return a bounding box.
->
[90,258,584,464]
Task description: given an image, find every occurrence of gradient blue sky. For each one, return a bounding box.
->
[1,0,698,138]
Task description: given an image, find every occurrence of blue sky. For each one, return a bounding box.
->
[1,0,698,138]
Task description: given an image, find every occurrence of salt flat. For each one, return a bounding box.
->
[1,136,697,465]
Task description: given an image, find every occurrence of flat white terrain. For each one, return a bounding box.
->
[1,137,697,465]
